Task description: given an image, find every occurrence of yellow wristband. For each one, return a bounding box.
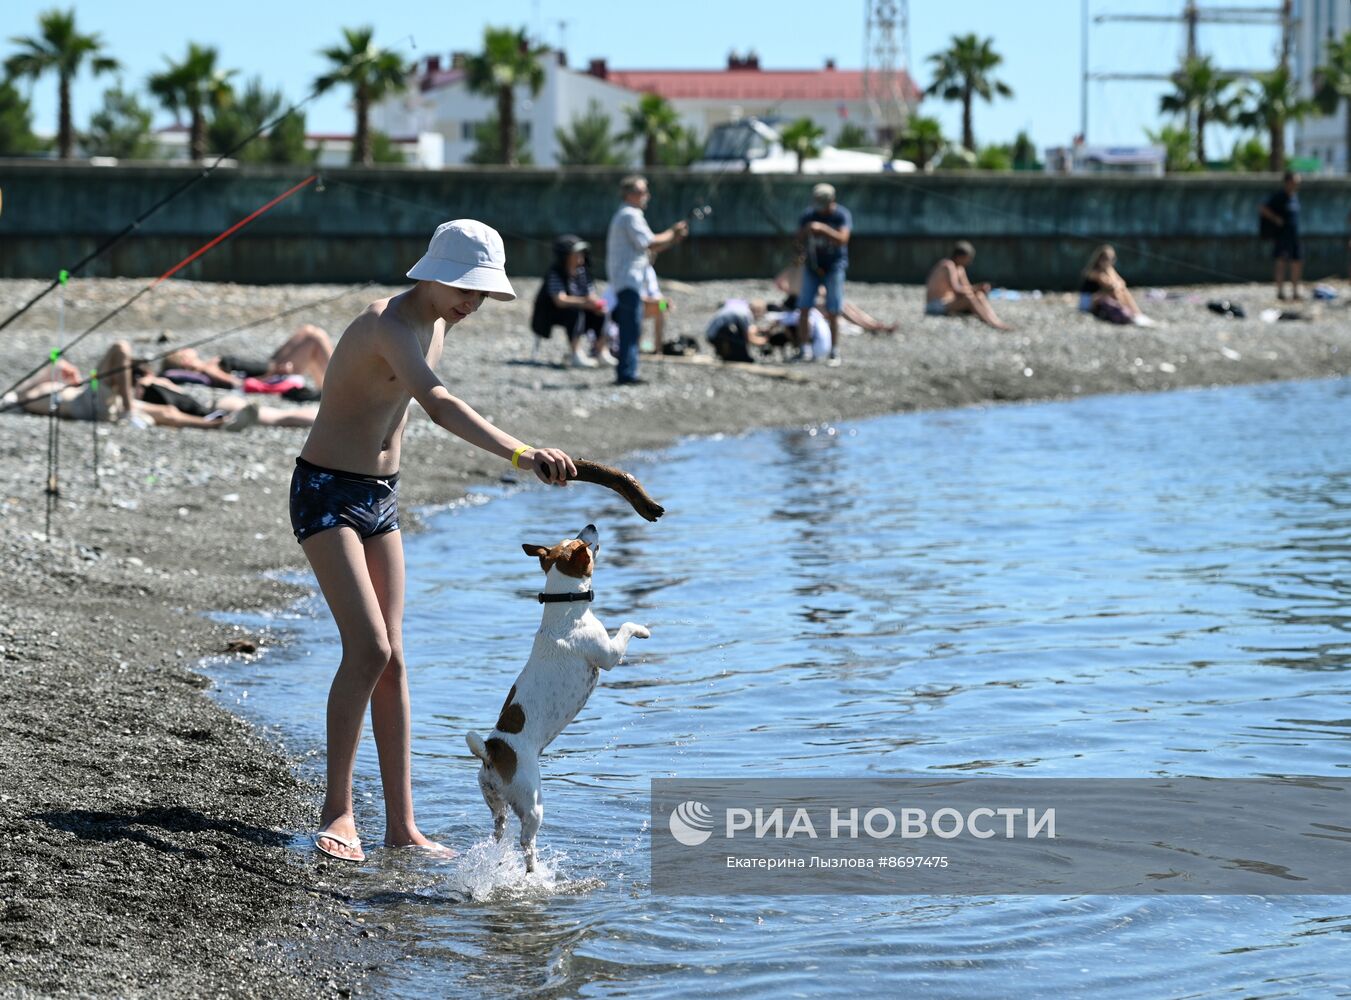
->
[511,445,532,469]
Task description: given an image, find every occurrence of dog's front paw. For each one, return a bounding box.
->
[625,623,651,640]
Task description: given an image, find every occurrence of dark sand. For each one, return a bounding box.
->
[2,276,1349,996]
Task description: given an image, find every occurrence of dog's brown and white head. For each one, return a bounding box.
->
[522,523,599,591]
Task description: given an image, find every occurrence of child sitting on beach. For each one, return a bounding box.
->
[292,219,576,862]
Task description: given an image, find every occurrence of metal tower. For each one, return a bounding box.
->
[863,0,911,142]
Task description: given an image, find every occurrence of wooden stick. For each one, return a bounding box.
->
[571,459,665,521]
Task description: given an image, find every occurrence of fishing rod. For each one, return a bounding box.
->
[0,35,417,337]
[0,174,319,402]
[1,281,372,416]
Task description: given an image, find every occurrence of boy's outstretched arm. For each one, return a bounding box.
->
[379,322,577,485]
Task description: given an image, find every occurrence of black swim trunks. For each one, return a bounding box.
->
[289,456,400,543]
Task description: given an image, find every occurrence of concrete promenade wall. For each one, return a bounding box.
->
[2,160,1349,289]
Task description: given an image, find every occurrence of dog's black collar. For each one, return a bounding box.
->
[538,590,594,604]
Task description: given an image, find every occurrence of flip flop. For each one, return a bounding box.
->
[312,830,364,862]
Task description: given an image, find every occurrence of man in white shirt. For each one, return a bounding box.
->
[606,175,688,385]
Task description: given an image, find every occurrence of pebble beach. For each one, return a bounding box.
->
[3,273,1351,996]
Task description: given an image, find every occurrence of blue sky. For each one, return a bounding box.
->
[7,0,1289,155]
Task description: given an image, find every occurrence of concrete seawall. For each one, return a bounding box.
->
[3,160,1350,287]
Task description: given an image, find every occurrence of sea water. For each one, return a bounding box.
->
[212,378,1351,998]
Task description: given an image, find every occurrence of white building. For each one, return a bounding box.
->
[593,53,919,147]
[1293,0,1351,171]
[371,52,638,167]
[371,51,921,168]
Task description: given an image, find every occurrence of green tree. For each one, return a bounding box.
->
[893,114,944,169]
[148,43,234,161]
[1314,32,1351,175]
[1229,135,1269,172]
[1158,55,1236,166]
[5,7,118,159]
[207,76,280,160]
[976,144,1013,170]
[1011,130,1039,169]
[265,109,312,165]
[369,130,405,164]
[779,117,825,172]
[467,112,534,165]
[657,124,703,167]
[315,26,409,166]
[620,92,682,167]
[1145,123,1198,172]
[84,81,153,159]
[1235,66,1317,172]
[925,33,1012,152]
[835,122,870,148]
[555,99,628,166]
[464,26,546,166]
[0,77,42,155]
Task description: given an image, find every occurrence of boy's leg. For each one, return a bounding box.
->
[301,527,396,860]
[360,530,441,850]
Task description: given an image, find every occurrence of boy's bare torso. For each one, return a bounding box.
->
[300,293,443,476]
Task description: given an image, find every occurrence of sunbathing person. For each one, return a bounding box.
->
[160,323,333,391]
[134,363,318,427]
[7,341,315,430]
[8,341,258,429]
[774,259,898,333]
[924,241,1011,331]
[1080,244,1149,325]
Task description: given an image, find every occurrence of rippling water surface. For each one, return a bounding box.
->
[212,379,1351,998]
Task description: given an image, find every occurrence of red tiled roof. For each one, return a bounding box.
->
[604,68,920,103]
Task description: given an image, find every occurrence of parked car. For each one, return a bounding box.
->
[691,118,915,174]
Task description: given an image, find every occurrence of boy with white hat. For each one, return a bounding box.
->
[291,219,576,862]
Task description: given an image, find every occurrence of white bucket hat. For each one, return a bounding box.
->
[406,219,516,301]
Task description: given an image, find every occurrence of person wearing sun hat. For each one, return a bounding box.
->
[289,218,578,863]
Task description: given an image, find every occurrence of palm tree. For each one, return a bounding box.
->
[1236,66,1318,172]
[779,118,825,173]
[1315,33,1351,174]
[925,34,1012,152]
[464,27,546,167]
[1158,56,1236,166]
[619,92,681,167]
[5,8,118,159]
[148,43,234,161]
[315,26,409,166]
[894,114,944,169]
[555,99,628,166]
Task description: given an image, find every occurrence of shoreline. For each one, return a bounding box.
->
[3,276,1351,995]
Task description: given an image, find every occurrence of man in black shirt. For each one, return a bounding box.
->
[1259,171,1303,300]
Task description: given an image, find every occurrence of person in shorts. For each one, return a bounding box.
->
[796,183,852,365]
[1260,171,1304,300]
[289,219,577,862]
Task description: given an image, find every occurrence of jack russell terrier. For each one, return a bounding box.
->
[466,523,649,871]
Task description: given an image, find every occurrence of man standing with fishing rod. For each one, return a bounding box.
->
[291,219,576,862]
[606,175,688,386]
[796,183,851,366]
